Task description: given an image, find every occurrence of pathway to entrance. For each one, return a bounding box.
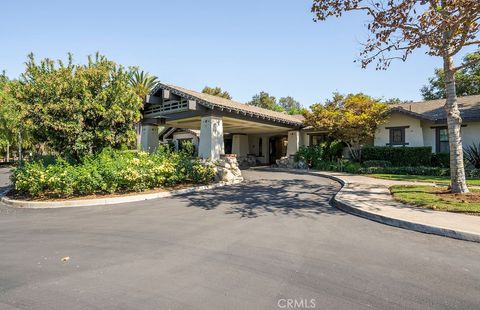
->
[0,170,479,309]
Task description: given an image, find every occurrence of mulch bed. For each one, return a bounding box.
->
[432,189,480,203]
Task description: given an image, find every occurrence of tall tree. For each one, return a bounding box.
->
[248,91,283,112]
[279,96,305,114]
[202,86,232,99]
[13,53,143,159]
[421,49,480,99]
[129,69,158,148]
[129,69,158,100]
[304,93,389,161]
[311,0,480,193]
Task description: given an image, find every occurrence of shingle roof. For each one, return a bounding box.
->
[151,83,304,126]
[391,95,480,122]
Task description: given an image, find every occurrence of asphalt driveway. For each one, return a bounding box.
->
[0,169,479,309]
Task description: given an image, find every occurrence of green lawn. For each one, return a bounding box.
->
[367,174,480,186]
[390,185,480,215]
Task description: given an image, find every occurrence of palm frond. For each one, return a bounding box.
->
[464,142,480,168]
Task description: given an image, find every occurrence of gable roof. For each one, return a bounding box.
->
[391,95,480,123]
[151,83,305,126]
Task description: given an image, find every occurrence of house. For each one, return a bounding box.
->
[141,83,318,165]
[140,83,480,165]
[374,95,480,153]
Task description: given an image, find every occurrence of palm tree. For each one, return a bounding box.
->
[129,69,159,100]
[129,69,159,149]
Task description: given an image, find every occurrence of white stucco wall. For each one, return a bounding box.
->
[462,122,480,147]
[374,113,424,147]
[232,134,249,157]
[140,125,159,152]
[199,116,224,159]
[287,131,300,156]
[300,132,310,147]
[421,123,435,151]
[421,121,479,153]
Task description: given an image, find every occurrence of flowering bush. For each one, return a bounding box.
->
[11,147,216,198]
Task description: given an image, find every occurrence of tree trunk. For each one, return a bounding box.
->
[6,142,10,162]
[17,131,22,162]
[443,55,469,193]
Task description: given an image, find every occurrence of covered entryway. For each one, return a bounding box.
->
[269,135,288,164]
[141,83,304,166]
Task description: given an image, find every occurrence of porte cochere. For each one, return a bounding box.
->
[140,83,323,165]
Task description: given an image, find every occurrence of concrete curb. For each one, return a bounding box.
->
[258,167,480,243]
[1,180,243,209]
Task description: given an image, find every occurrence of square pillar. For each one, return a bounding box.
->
[140,124,159,153]
[287,130,300,156]
[232,134,249,158]
[199,116,224,159]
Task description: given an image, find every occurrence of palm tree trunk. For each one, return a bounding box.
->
[443,54,469,193]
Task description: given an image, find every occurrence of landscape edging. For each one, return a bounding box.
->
[259,167,480,243]
[0,180,242,209]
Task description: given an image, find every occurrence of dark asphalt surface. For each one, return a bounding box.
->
[0,168,479,310]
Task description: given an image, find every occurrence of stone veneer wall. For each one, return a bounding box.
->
[213,155,244,183]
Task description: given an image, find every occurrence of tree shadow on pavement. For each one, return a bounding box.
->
[181,178,345,218]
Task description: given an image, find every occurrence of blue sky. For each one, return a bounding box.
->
[0,0,473,107]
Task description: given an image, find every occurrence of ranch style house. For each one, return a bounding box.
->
[140,83,480,165]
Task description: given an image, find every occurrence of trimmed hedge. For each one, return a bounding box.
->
[431,153,450,168]
[358,166,449,176]
[362,146,432,166]
[362,160,391,168]
[314,160,361,174]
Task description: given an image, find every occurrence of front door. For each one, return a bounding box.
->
[269,136,288,164]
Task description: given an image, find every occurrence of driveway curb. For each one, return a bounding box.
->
[1,180,243,209]
[257,167,480,243]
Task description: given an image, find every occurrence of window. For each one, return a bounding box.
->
[310,133,328,145]
[436,127,450,153]
[258,138,263,157]
[387,126,408,145]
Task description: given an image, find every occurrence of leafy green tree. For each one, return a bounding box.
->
[129,69,158,100]
[421,50,480,100]
[0,71,8,87]
[0,80,31,161]
[248,91,283,112]
[384,98,406,105]
[278,96,306,115]
[304,93,389,161]
[311,0,480,193]
[13,53,143,159]
[202,86,232,99]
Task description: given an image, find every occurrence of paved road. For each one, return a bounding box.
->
[0,169,479,310]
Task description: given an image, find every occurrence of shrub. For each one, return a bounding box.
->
[464,142,480,168]
[362,160,391,168]
[11,148,216,199]
[312,160,361,174]
[362,146,432,166]
[294,140,344,167]
[358,166,449,176]
[431,153,450,168]
[468,168,480,178]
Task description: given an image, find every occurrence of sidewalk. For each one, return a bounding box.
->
[260,167,480,243]
[318,171,480,243]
